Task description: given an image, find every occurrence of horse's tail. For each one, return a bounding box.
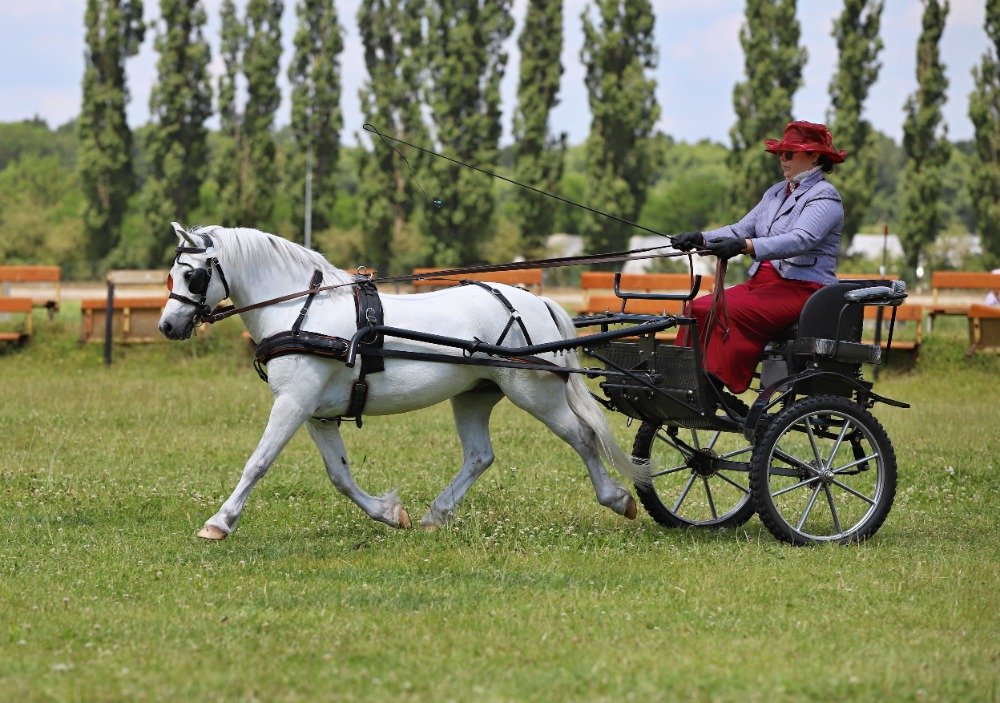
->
[543,299,651,488]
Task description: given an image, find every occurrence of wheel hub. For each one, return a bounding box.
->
[689,448,718,477]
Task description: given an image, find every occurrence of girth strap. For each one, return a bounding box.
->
[461,280,533,347]
[353,276,385,375]
[345,276,386,426]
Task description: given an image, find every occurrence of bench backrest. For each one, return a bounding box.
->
[0,265,61,283]
[579,271,713,315]
[931,271,1000,303]
[107,269,168,286]
[410,267,543,291]
[0,265,61,308]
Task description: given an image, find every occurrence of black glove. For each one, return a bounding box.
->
[669,231,704,252]
[704,237,747,260]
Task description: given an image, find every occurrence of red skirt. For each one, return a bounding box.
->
[676,262,822,393]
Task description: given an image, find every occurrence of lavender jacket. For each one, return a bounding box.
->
[702,170,843,285]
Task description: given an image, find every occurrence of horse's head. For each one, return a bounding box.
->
[159,222,230,340]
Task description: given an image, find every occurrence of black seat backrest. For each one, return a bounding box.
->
[797,281,864,343]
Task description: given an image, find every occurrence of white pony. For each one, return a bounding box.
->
[158,223,648,539]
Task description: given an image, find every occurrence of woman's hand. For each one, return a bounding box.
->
[669,231,704,252]
[704,237,748,259]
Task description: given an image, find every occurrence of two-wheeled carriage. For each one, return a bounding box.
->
[160,224,907,544]
[576,273,909,546]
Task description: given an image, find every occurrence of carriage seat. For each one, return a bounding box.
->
[761,281,902,386]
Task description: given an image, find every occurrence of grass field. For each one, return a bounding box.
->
[1,305,998,702]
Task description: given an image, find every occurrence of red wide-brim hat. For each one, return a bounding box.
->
[764,120,847,163]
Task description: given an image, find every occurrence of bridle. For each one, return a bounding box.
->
[167,233,230,321]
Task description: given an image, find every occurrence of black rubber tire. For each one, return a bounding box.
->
[749,395,897,546]
[632,420,756,529]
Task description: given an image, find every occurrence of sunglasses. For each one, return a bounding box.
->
[779,150,814,160]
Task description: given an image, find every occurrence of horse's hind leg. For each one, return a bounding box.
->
[420,386,504,529]
[307,420,411,529]
[504,377,636,520]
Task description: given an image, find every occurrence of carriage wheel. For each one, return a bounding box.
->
[749,395,896,546]
[632,421,755,529]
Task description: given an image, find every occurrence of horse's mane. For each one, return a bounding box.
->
[190,225,355,290]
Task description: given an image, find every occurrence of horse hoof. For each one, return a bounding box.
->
[197,524,227,540]
[624,495,638,520]
[396,507,411,529]
[419,521,440,532]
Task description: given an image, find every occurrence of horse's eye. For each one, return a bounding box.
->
[167,274,173,291]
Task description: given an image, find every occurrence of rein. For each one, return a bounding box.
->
[193,244,708,325]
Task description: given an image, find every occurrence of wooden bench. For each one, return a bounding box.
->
[410,267,543,293]
[927,271,1000,330]
[0,265,61,316]
[862,303,923,355]
[579,272,714,315]
[80,270,168,343]
[578,272,714,341]
[967,304,1000,354]
[0,296,34,345]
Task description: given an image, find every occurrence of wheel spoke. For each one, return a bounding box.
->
[651,463,690,479]
[803,416,825,467]
[770,474,821,497]
[824,485,843,534]
[773,446,821,475]
[832,452,879,474]
[672,473,698,513]
[796,484,823,531]
[715,471,750,494]
[825,417,852,470]
[654,431,692,460]
[831,478,876,506]
[702,477,718,519]
[690,429,702,450]
[718,445,752,460]
[705,430,722,450]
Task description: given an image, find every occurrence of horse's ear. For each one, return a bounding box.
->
[171,221,197,246]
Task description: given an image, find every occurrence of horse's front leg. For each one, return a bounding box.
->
[198,395,311,540]
[306,420,411,528]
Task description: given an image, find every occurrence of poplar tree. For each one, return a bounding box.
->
[900,0,950,275]
[423,0,514,265]
[288,0,343,240]
[579,0,659,256]
[729,0,806,213]
[357,0,428,274]
[242,0,284,226]
[78,0,145,270]
[215,0,244,223]
[512,0,565,258]
[969,0,1000,264]
[142,0,212,264]
[828,0,883,250]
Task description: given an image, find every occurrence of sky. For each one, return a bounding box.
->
[0,1,992,148]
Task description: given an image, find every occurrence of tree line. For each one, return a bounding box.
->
[0,0,997,279]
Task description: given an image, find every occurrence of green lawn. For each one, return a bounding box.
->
[1,307,998,702]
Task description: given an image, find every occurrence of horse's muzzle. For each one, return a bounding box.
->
[159,318,194,340]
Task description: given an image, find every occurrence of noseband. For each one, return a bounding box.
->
[168,234,231,321]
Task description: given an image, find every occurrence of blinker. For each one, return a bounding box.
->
[188,268,209,295]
